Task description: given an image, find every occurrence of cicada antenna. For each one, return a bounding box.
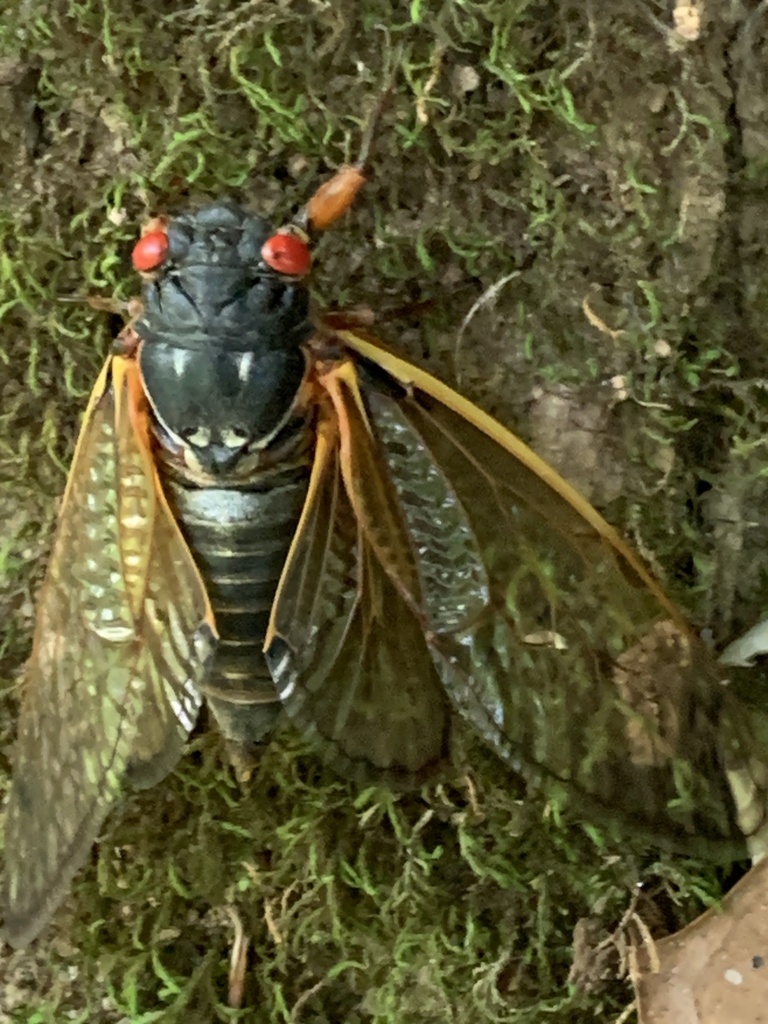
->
[292,57,400,236]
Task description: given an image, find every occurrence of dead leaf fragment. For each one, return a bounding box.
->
[673,3,702,42]
[634,857,768,1024]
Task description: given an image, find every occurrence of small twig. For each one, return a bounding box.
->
[226,906,250,1009]
[416,43,446,125]
[628,909,660,979]
[454,271,521,384]
[561,1,597,82]
[264,897,283,945]
[290,979,328,1022]
[660,88,691,157]
[613,1000,638,1024]
[582,287,624,342]
[631,396,672,411]
[356,41,401,172]
[463,772,481,818]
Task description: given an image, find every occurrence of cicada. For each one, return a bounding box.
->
[3,159,767,949]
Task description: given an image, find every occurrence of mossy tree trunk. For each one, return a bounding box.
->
[2,2,767,1021]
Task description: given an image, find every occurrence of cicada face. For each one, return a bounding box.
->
[3,163,767,952]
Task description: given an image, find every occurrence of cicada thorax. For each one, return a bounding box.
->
[133,201,317,748]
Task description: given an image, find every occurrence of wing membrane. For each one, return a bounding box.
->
[332,330,766,858]
[266,399,449,781]
[3,355,216,947]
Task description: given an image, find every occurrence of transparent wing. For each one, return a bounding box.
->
[331,330,767,860]
[3,355,216,947]
[265,392,450,783]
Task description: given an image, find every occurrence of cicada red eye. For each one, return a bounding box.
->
[132,230,169,272]
[261,232,311,276]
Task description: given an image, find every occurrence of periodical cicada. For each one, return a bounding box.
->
[3,152,767,949]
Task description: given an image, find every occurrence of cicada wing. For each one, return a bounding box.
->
[335,330,765,858]
[3,356,216,948]
[265,399,450,783]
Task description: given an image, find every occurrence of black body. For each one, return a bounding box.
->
[135,201,315,746]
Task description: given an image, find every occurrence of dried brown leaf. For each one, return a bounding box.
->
[634,858,768,1024]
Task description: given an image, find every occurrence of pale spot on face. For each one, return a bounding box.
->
[182,426,212,448]
[237,352,254,382]
[220,427,250,448]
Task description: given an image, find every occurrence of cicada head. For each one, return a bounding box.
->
[133,201,314,350]
[132,201,316,475]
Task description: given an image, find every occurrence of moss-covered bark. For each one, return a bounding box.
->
[2,1,768,1021]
